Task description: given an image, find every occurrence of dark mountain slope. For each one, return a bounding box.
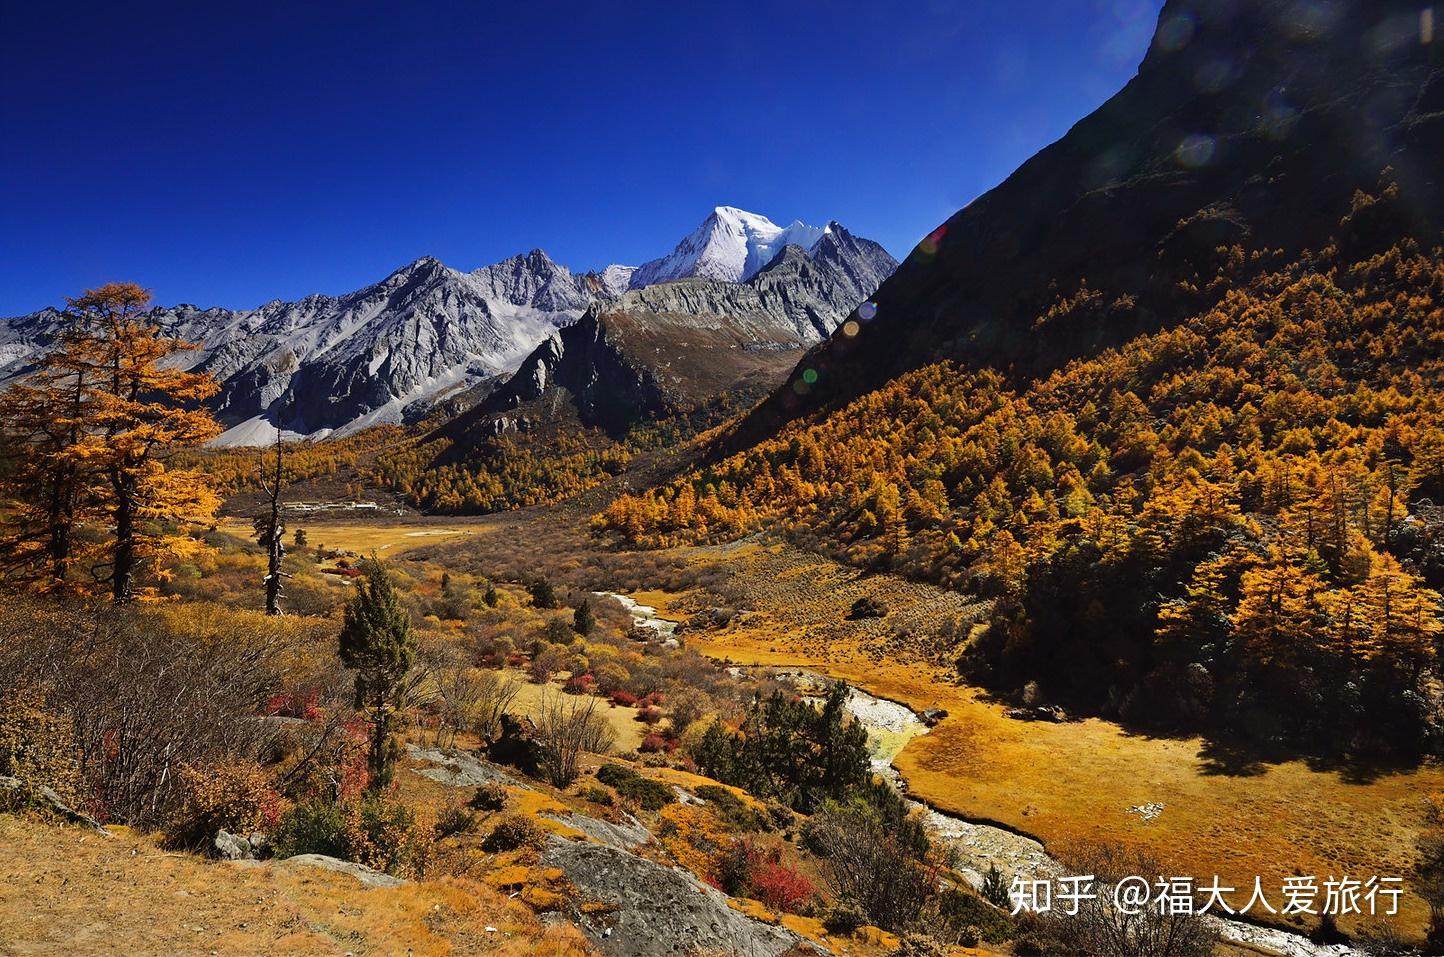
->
[738,0,1444,444]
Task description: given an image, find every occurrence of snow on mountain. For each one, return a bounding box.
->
[628,207,832,288]
[596,264,637,297]
[0,252,600,446]
[0,206,894,446]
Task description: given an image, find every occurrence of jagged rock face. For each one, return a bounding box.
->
[0,209,893,445]
[739,0,1444,442]
[0,252,596,443]
[474,226,897,434]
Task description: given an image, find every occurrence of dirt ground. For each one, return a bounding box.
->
[0,816,590,957]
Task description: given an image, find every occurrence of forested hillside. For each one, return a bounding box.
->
[600,202,1444,754]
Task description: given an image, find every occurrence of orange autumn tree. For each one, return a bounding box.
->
[0,311,99,588]
[0,283,221,602]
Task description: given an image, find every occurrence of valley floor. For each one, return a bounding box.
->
[204,502,1443,944]
[658,541,1442,943]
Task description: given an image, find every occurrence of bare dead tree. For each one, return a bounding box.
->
[253,425,289,615]
[534,689,616,787]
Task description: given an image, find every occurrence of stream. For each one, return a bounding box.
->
[601,592,1356,957]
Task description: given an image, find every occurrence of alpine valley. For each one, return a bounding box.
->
[11,2,1444,956]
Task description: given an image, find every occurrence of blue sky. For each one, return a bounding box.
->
[0,0,1164,315]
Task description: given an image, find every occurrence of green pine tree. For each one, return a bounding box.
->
[574,597,596,635]
[339,559,416,790]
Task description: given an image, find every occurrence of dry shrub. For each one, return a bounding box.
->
[534,689,616,787]
[0,685,83,804]
[483,813,546,852]
[429,661,522,746]
[1040,841,1219,957]
[273,792,434,878]
[0,598,285,827]
[469,782,509,812]
[166,759,287,850]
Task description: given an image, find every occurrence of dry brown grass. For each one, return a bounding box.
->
[216,517,489,561]
[0,815,594,956]
[673,539,1440,943]
[504,670,647,753]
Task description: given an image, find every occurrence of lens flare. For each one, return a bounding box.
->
[842,320,860,337]
[1155,13,1196,52]
[1175,134,1216,169]
[917,225,948,257]
[801,368,819,385]
[858,301,878,321]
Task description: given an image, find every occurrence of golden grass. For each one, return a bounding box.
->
[0,815,593,956]
[503,670,647,753]
[216,517,488,559]
[625,589,689,621]
[699,622,1440,939]
[671,540,1442,942]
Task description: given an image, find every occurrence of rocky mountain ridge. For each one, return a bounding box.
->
[0,209,894,445]
[467,222,897,434]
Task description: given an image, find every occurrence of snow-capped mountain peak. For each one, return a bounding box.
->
[0,206,893,447]
[627,206,833,289]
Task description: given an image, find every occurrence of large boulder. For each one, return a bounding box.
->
[542,836,812,957]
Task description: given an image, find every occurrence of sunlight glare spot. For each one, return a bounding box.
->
[1155,13,1196,52]
[1175,134,1217,169]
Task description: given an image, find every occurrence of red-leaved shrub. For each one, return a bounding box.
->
[710,838,814,914]
[563,674,595,695]
[639,733,667,753]
[751,858,814,913]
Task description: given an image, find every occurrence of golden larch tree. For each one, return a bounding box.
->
[0,284,222,602]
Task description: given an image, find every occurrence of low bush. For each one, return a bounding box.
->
[595,763,675,810]
[167,759,286,850]
[483,813,547,852]
[562,674,595,695]
[273,799,350,860]
[348,795,434,877]
[693,784,766,831]
[888,933,944,957]
[272,793,432,877]
[581,785,614,806]
[595,763,634,788]
[822,902,866,936]
[435,805,479,838]
[936,887,1014,944]
[751,857,815,914]
[712,838,814,914]
[639,733,668,753]
[469,783,509,812]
